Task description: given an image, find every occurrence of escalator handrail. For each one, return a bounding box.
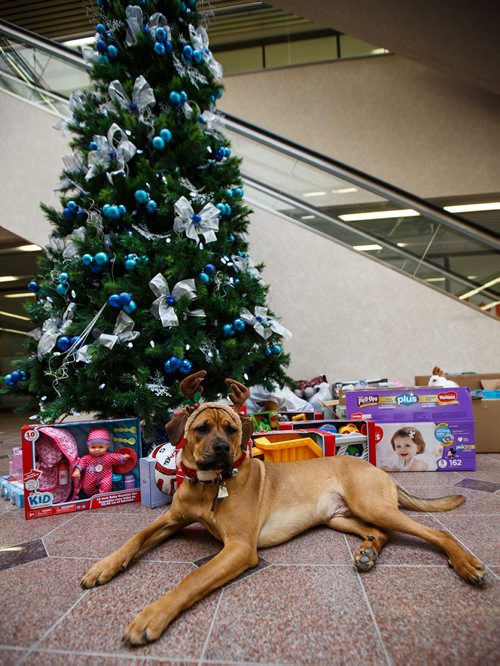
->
[222,113,500,251]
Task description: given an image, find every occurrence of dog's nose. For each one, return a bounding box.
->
[212,439,230,455]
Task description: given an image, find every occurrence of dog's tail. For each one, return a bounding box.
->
[397,486,465,512]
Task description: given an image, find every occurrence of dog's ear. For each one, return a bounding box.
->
[239,414,254,451]
[166,410,190,447]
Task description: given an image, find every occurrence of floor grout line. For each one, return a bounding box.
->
[198,588,224,665]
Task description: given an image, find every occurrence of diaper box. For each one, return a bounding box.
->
[22,417,141,520]
[345,388,475,471]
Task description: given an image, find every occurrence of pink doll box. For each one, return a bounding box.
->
[345,388,475,472]
[22,417,141,520]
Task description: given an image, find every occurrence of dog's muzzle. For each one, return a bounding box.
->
[197,438,233,471]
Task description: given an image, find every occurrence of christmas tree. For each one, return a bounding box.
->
[2,0,292,437]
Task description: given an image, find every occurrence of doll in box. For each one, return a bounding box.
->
[72,428,131,496]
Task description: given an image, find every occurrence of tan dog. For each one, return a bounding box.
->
[81,372,486,647]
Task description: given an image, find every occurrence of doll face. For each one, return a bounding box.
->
[87,442,109,457]
[393,436,419,462]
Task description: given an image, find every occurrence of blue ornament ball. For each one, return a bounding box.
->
[164,360,175,374]
[10,370,22,382]
[179,359,193,375]
[70,336,80,347]
[169,91,181,106]
[165,40,173,54]
[193,49,203,64]
[169,356,181,370]
[159,128,172,142]
[233,187,244,199]
[89,140,98,150]
[203,263,216,275]
[58,272,69,283]
[118,292,132,306]
[3,374,16,386]
[124,259,137,271]
[264,347,272,357]
[57,336,71,352]
[215,87,223,99]
[123,300,137,314]
[28,280,39,293]
[82,254,93,266]
[146,200,157,213]
[67,201,78,212]
[90,263,103,273]
[152,136,165,150]
[216,203,225,214]
[182,45,193,61]
[108,294,121,307]
[107,45,118,59]
[98,54,109,66]
[56,283,67,296]
[180,91,188,103]
[198,271,210,284]
[154,42,166,56]
[96,39,107,54]
[19,370,28,380]
[272,344,282,355]
[166,295,176,306]
[119,204,127,215]
[63,207,74,221]
[94,252,109,265]
[233,318,245,332]
[224,204,232,216]
[222,324,235,337]
[104,205,120,220]
[155,27,167,42]
[135,189,149,204]
[96,23,106,34]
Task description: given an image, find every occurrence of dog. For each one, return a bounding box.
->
[81,371,486,647]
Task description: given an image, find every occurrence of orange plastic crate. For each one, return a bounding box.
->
[252,434,323,462]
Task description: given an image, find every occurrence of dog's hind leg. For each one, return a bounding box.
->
[349,501,486,586]
[81,510,191,589]
[328,516,389,572]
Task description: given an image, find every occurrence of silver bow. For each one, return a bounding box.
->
[149,12,170,40]
[48,227,86,259]
[199,110,224,138]
[108,75,155,121]
[173,196,219,244]
[98,311,140,349]
[188,25,223,81]
[37,304,77,360]
[69,90,86,113]
[149,273,197,327]
[240,306,292,341]
[231,254,263,283]
[81,44,99,65]
[54,152,86,191]
[86,123,137,181]
[125,5,144,45]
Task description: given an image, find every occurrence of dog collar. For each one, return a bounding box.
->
[178,452,247,484]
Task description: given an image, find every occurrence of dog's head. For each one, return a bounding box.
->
[183,403,243,473]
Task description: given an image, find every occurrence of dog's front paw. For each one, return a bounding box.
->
[122,600,172,647]
[449,553,487,586]
[80,555,126,589]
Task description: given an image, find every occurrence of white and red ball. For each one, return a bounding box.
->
[150,443,178,494]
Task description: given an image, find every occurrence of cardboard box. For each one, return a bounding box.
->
[22,417,141,520]
[346,388,475,471]
[415,374,500,452]
[139,456,172,509]
[277,419,377,464]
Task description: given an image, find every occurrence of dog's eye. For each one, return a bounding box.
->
[226,425,238,435]
[195,424,209,434]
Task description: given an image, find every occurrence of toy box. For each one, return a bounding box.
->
[249,410,323,432]
[1,475,24,507]
[251,429,336,462]
[345,387,475,471]
[22,417,141,520]
[278,419,377,464]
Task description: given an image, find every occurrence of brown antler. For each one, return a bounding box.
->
[179,370,207,401]
[431,366,445,377]
[225,377,250,409]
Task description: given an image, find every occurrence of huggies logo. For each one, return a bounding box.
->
[357,395,379,407]
[395,392,418,406]
[28,492,53,508]
[438,391,458,403]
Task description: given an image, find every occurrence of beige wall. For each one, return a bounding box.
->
[0,92,66,246]
[220,55,500,199]
[249,206,500,385]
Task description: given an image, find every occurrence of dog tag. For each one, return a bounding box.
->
[217,485,228,499]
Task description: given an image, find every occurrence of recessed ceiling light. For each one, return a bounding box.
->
[445,202,500,213]
[63,36,95,48]
[426,277,446,282]
[0,276,18,283]
[467,275,478,280]
[396,242,408,247]
[340,209,419,221]
[332,187,357,194]
[300,215,315,220]
[460,276,500,300]
[303,191,327,198]
[16,244,42,252]
[4,292,35,298]
[480,300,500,311]
[353,244,383,251]
[0,310,30,320]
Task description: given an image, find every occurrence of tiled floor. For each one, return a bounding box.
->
[1,412,499,665]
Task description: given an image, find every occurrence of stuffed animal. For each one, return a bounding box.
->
[427,366,459,388]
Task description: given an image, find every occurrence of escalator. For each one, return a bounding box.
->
[1,19,499,317]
